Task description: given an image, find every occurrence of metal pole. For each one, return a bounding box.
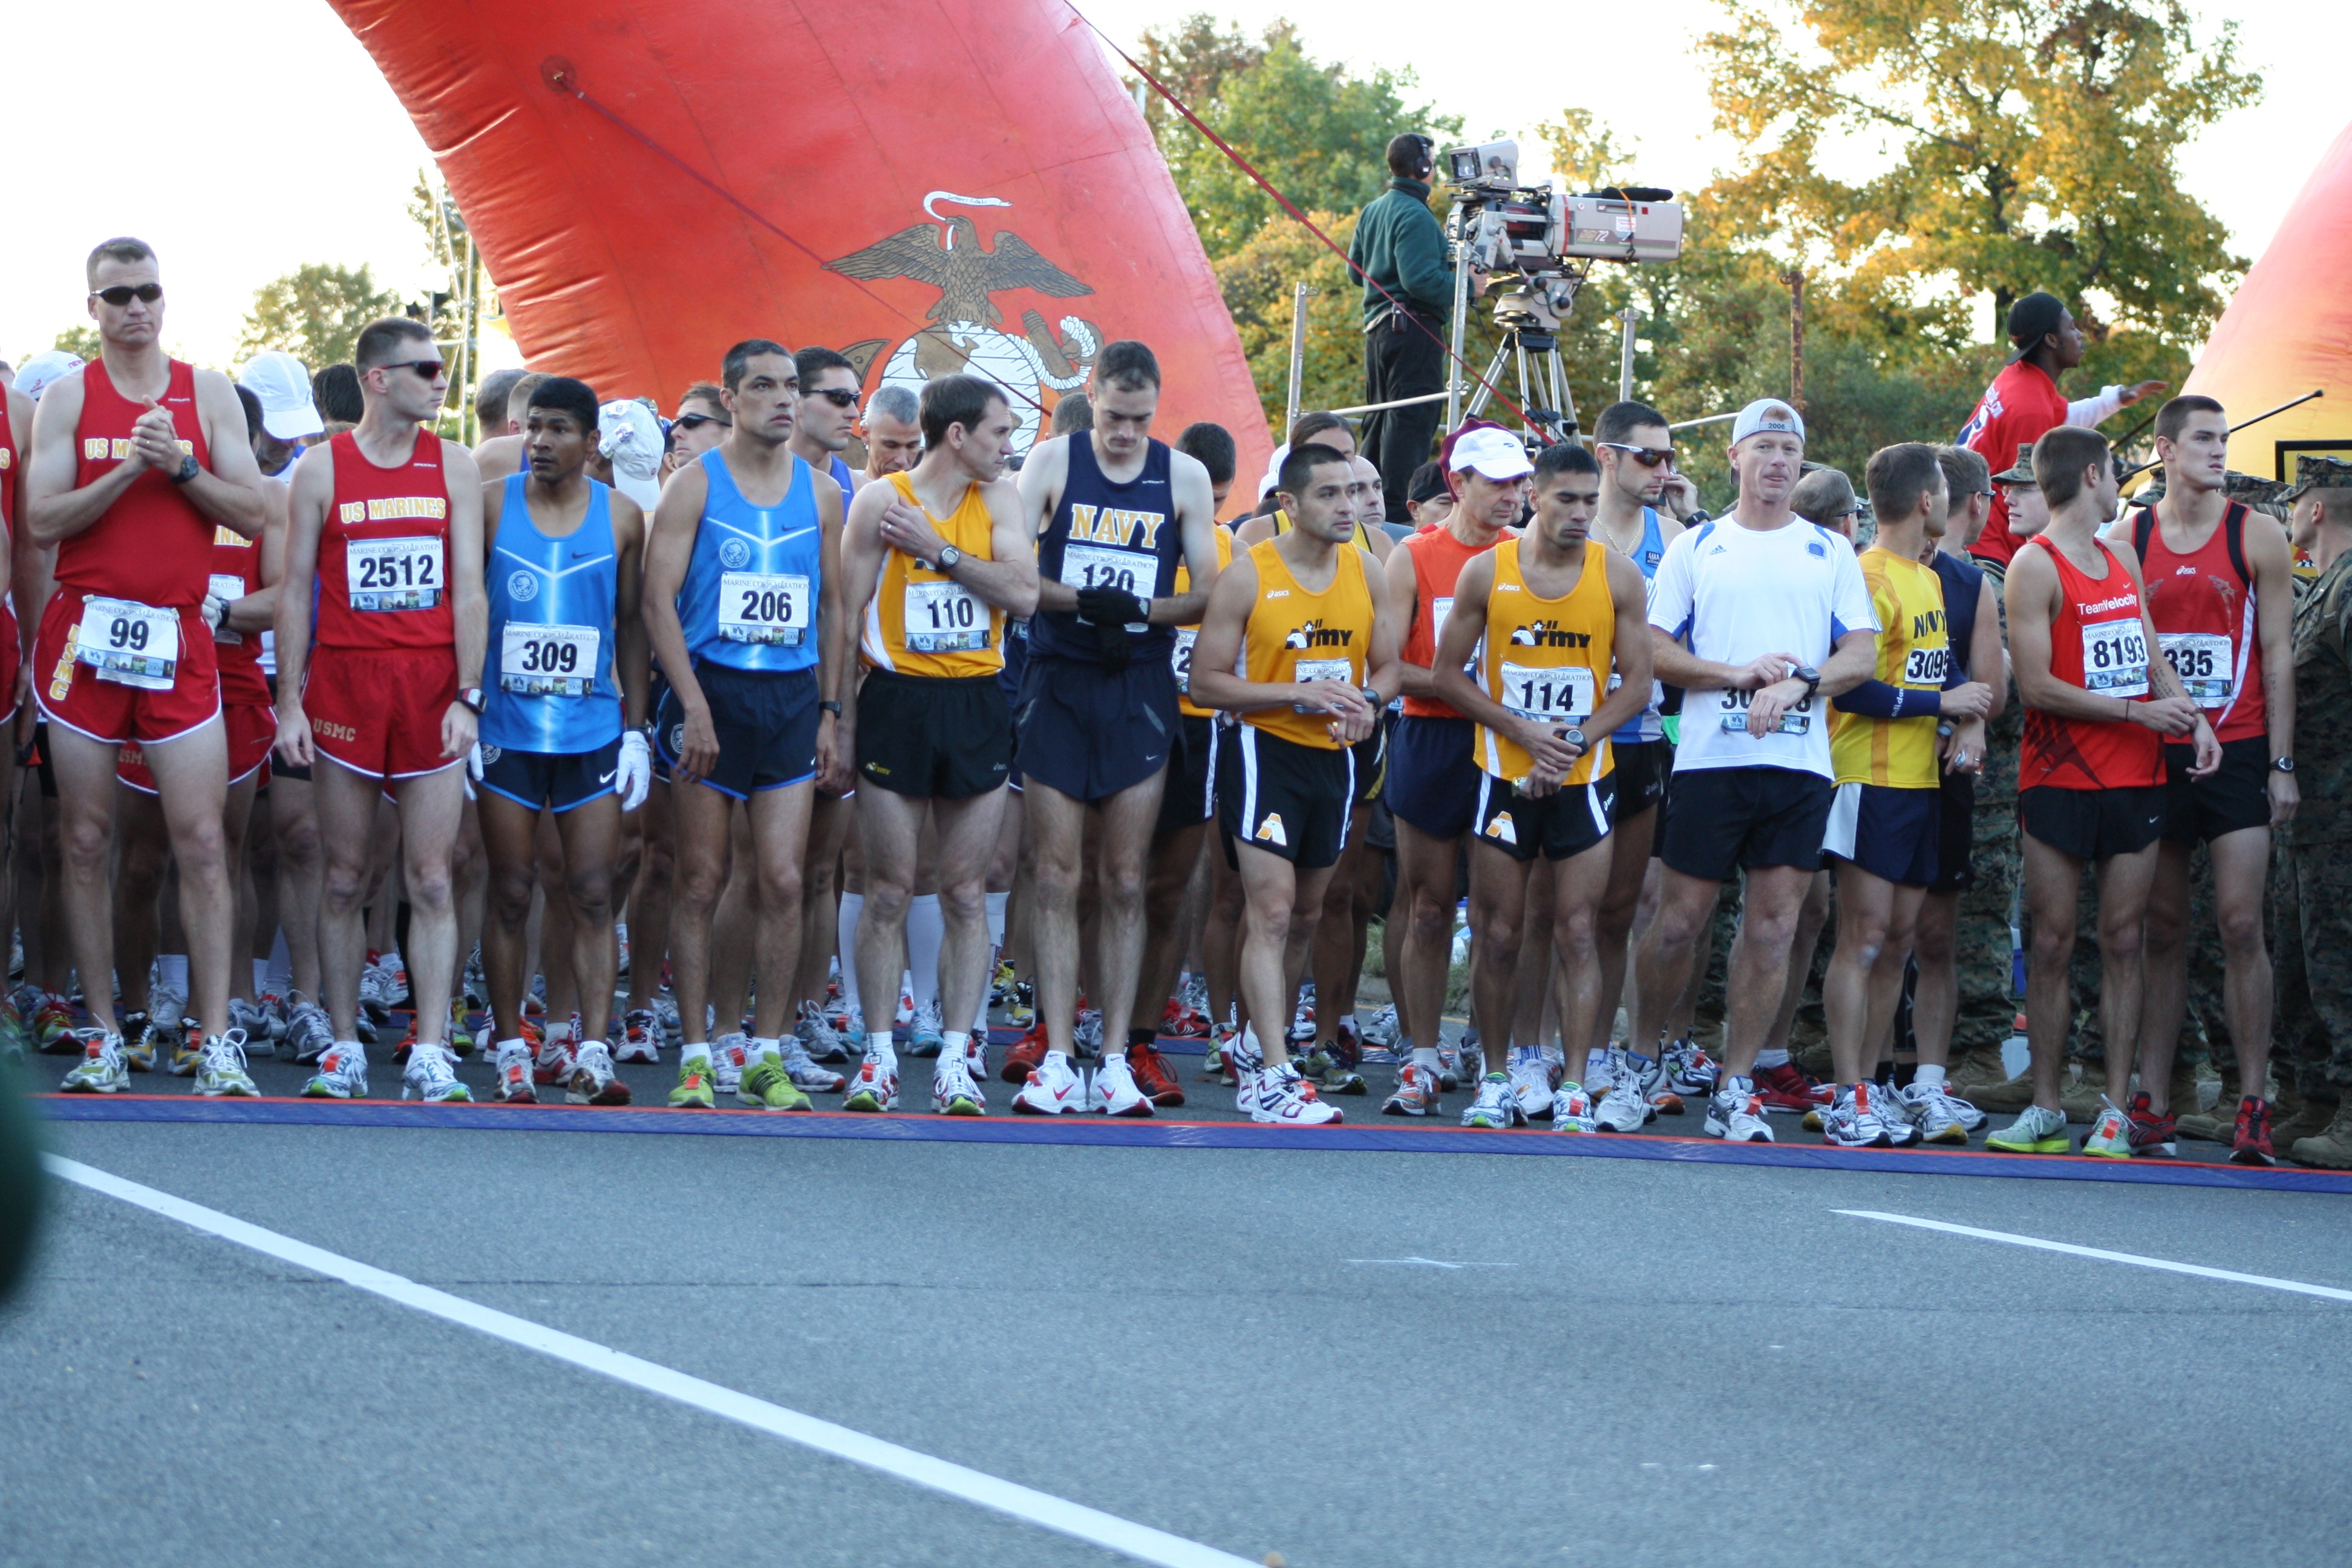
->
[1616,305,1642,404]
[1446,207,1475,431]
[460,230,479,443]
[1782,269,1805,413]
[1285,281,1315,437]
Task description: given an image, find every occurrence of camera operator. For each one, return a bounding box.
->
[1348,133,1452,526]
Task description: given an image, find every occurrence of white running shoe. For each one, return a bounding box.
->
[282,997,335,1064]
[842,1046,900,1112]
[1704,1083,1774,1143]
[1359,1002,1401,1061]
[1089,1056,1156,1118]
[566,1040,629,1105]
[1460,1073,1522,1129]
[302,1039,370,1099]
[358,965,392,1021]
[907,1001,946,1058]
[532,1028,578,1087]
[227,996,277,1044]
[615,1008,662,1065]
[778,1036,846,1093]
[402,1044,472,1103]
[492,1041,537,1103]
[150,984,188,1032]
[1073,1008,1104,1060]
[1593,1070,1651,1134]
[1010,1051,1085,1115]
[796,1004,851,1064]
[709,1033,749,1099]
[1435,1039,1464,1092]
[1228,1027,1267,1116]
[1903,1077,1982,1137]
[1872,1081,1922,1146]
[1506,1046,1554,1121]
[1458,1027,1485,1085]
[1665,1039,1718,1097]
[1381,1062,1440,1117]
[932,1054,987,1116]
[1551,1083,1596,1133]
[1252,1061,1342,1125]
[195,1031,259,1097]
[1823,1084,1891,1148]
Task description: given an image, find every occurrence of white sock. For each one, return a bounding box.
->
[751,1036,782,1060]
[1913,1063,1945,1089]
[1585,1047,1610,1082]
[159,954,189,993]
[907,895,944,1013]
[941,1030,970,1063]
[1413,1044,1441,1071]
[682,1040,711,1063]
[266,930,293,995]
[985,890,1008,953]
[837,893,865,1016]
[866,1030,896,1068]
[495,1036,527,1057]
[1755,1047,1791,1069]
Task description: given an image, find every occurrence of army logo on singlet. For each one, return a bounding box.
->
[826,192,1103,458]
[718,538,752,570]
[508,570,538,603]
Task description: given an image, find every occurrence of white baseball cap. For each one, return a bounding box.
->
[237,351,324,440]
[14,350,83,403]
[1448,425,1534,480]
[598,399,666,512]
[1730,397,1806,446]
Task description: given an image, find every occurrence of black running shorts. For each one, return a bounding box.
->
[855,668,1013,802]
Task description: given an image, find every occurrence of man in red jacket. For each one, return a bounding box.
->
[1958,292,2165,573]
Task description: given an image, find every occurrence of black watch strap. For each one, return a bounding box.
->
[818,699,843,716]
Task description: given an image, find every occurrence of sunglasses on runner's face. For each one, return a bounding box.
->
[1600,442,1674,468]
[377,359,445,382]
[809,388,859,408]
[674,413,731,431]
[94,284,163,306]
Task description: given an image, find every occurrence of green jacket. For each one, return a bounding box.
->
[1348,177,1452,326]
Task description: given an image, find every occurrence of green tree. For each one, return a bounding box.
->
[49,324,103,362]
[235,263,403,373]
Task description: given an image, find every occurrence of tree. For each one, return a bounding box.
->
[48,325,103,362]
[235,263,403,373]
[1696,0,2259,389]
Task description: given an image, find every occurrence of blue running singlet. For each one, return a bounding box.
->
[483,473,622,754]
[1610,506,1668,745]
[676,446,823,673]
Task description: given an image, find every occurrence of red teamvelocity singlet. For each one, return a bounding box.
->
[1399,524,1499,719]
[2132,501,2267,746]
[2017,534,2164,791]
[316,429,453,651]
[62,358,214,609]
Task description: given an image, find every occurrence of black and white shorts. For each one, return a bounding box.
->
[1217,725,1354,871]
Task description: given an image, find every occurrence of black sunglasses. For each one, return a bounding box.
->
[809,388,859,408]
[376,359,445,382]
[674,412,731,431]
[95,283,163,306]
[1600,441,1675,469]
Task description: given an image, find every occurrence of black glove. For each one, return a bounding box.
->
[1076,584,1149,629]
[1093,612,1131,673]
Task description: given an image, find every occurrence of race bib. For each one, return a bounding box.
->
[2080,616,2149,698]
[1903,645,1949,687]
[1062,543,1153,632]
[1172,627,1198,694]
[209,573,246,645]
[903,580,988,653]
[76,596,178,689]
[1717,687,1811,735]
[718,571,809,646]
[1500,662,1593,724]
[347,536,443,612]
[1292,656,1353,711]
[500,623,600,697]
[1430,595,1482,676]
[2159,631,2232,706]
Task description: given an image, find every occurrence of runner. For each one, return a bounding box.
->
[1428,440,1651,1131]
[1008,341,1221,1116]
[0,348,34,1050]
[275,316,485,1103]
[1987,425,2215,1155]
[836,373,1036,1115]
[1630,400,1881,1144]
[1188,442,1399,1124]
[1817,443,1993,1146]
[857,384,923,486]
[25,237,269,1096]
[471,372,549,484]
[2116,396,2296,1163]
[645,339,849,1111]
[1378,426,1527,1115]
[459,375,652,1108]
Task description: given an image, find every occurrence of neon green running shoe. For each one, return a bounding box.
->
[669,1053,718,1109]
[1986,1102,2071,1154]
[60,1032,129,1093]
[194,1031,260,1098]
[2080,1099,2132,1160]
[737,1054,812,1111]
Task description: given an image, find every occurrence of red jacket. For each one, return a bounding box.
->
[1957,361,2070,568]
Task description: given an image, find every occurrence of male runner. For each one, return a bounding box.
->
[27,238,269,1096]
[276,316,486,1104]
[858,384,923,486]
[1429,441,1651,1130]
[1189,443,1399,1124]
[1379,426,1528,1115]
[1817,443,1994,1146]
[472,372,550,484]
[836,374,1036,1114]
[2115,396,2295,1163]
[1008,341,1220,1116]
[1630,400,1880,1143]
[448,376,652,1107]
[645,339,848,1110]
[1987,425,2215,1155]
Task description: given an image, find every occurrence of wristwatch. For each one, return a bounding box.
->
[933,544,963,573]
[1359,685,1382,710]
[818,699,843,717]
[171,451,200,485]
[456,687,486,716]
[2273,756,2295,773]
[1793,664,1821,702]
[1562,726,1587,751]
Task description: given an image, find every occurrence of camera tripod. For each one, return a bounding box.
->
[1459,280,1583,445]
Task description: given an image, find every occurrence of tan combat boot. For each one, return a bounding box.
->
[2287,1099,2352,1170]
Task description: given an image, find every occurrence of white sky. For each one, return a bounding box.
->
[3,0,2337,372]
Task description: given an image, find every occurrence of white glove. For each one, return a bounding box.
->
[467,740,485,782]
[615,730,652,812]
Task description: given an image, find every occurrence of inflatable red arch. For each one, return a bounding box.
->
[327,0,1273,486]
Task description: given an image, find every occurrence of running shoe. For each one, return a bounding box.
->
[2230,1096,2276,1166]
[358,963,393,1022]
[1551,1083,1596,1134]
[710,1034,749,1099]
[1291,982,1316,1039]
[377,953,411,1008]
[1665,1039,1718,1098]
[1161,995,1210,1039]
[1506,1046,1555,1122]
[60,1031,129,1094]
[1874,1082,1922,1148]
[906,1001,945,1058]
[737,1053,811,1111]
[1073,1007,1104,1060]
[652,996,684,1045]
[1126,1041,1185,1107]
[1001,1019,1050,1084]
[1753,1060,1832,1113]
[149,984,188,1032]
[193,1031,259,1097]
[1901,1079,1973,1145]
[1822,1085,1891,1149]
[843,1047,900,1112]
[119,1011,158,1073]
[1382,1062,1440,1117]
[2081,1099,2132,1159]
[1461,1072,1523,1129]
[616,1008,662,1065]
[1594,1067,1651,1134]
[1010,1051,1084,1115]
[1252,1061,1342,1126]
[226,996,275,1045]
[1202,1026,1238,1086]
[283,997,334,1065]
[302,1040,370,1099]
[2125,1091,2177,1158]
[1089,1056,1157,1117]
[777,1036,846,1094]
[668,1054,718,1109]
[1359,1003,1400,1060]
[445,1006,477,1060]
[990,959,1020,1007]
[167,1021,205,1077]
[1704,1083,1774,1143]
[795,1003,851,1064]
[1177,973,1210,1016]
[1985,1103,2071,1154]
[492,1042,537,1103]
[1458,1026,1485,1084]
[615,924,630,982]
[401,1044,471,1103]
[462,946,488,1010]
[567,1040,632,1106]
[31,991,80,1054]
[1435,1039,1465,1093]
[1633,1052,1683,1116]
[932,1053,987,1116]
[1004,979,1036,1028]
[531,1025,577,1086]
[1227,1028,1267,1117]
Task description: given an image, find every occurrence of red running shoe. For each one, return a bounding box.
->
[2230,1096,2275,1166]
[1001,1018,1049,1085]
[1128,1041,1186,1107]
[1160,996,1210,1039]
[1753,1060,1832,1114]
[2126,1090,2178,1157]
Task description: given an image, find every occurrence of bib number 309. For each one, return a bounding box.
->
[499,624,600,697]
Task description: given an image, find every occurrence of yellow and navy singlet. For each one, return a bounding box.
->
[1831,544,1949,789]
[1474,537,1616,787]
[1173,521,1236,720]
[860,470,1004,678]
[1240,537,1375,751]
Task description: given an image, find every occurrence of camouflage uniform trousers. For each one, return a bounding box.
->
[2273,837,2352,1102]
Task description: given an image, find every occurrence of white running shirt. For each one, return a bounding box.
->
[1648,514,1878,780]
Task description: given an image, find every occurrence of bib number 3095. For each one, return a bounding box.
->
[76,596,180,690]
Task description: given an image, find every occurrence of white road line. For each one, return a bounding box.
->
[1837,1209,2352,1304]
[48,1155,1256,1568]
